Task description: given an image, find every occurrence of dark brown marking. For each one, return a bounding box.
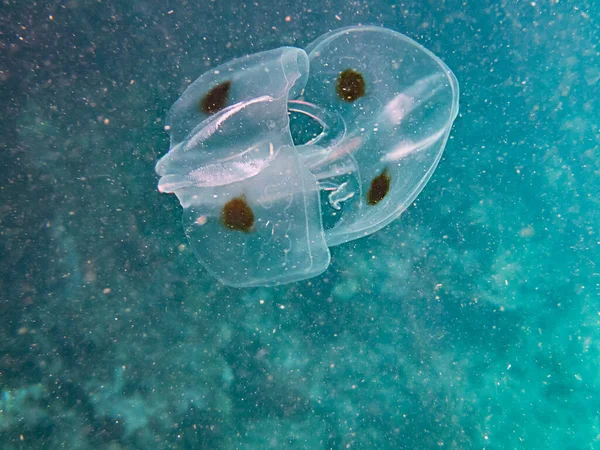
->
[221,196,254,232]
[367,169,391,205]
[200,80,232,114]
[336,69,366,102]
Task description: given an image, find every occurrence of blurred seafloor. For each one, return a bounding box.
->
[1,0,599,449]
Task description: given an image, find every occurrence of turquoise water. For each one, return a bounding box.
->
[1,0,599,449]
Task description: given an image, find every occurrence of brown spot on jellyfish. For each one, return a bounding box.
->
[200,80,232,114]
[367,169,391,205]
[221,196,255,232]
[336,69,366,102]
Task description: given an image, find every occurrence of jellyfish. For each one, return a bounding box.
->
[156,26,459,287]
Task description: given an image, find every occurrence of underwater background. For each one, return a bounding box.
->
[1,0,599,448]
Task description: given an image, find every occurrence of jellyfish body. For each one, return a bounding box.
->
[156,26,459,287]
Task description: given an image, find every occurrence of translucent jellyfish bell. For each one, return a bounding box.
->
[156,47,330,287]
[155,26,459,287]
[296,26,460,246]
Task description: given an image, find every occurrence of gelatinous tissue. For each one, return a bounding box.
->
[156,26,459,287]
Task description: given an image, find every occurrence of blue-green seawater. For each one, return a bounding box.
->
[1,0,599,449]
